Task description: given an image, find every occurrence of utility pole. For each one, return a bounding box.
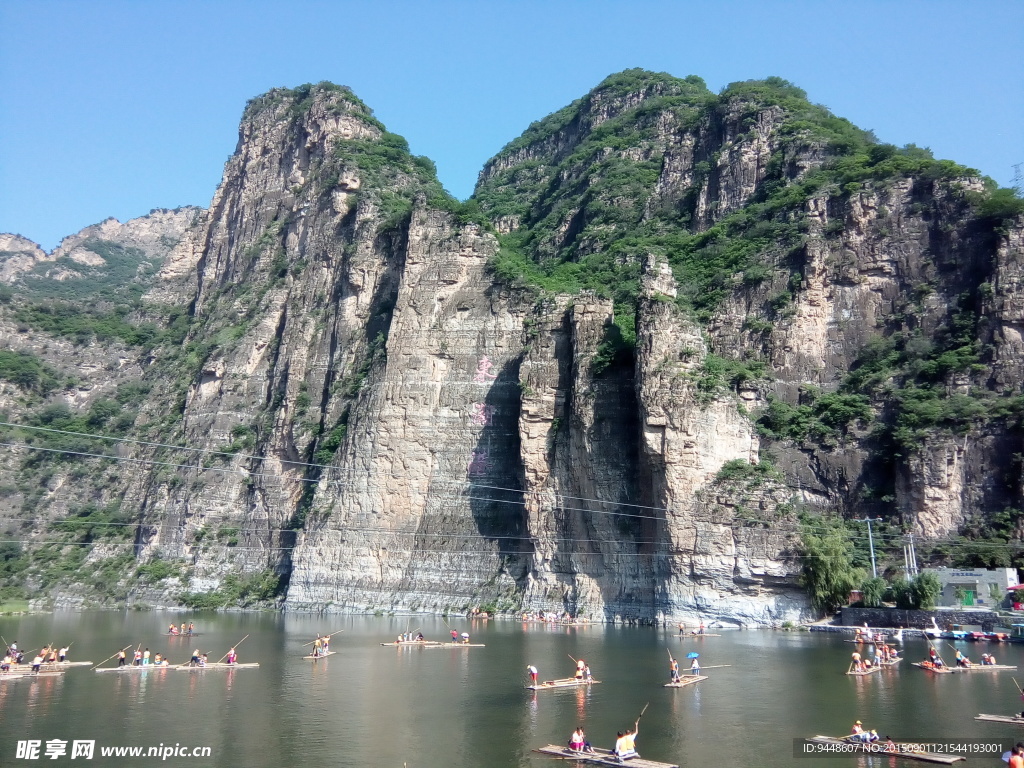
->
[854,517,883,578]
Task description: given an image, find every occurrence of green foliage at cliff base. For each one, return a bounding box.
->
[177,570,284,609]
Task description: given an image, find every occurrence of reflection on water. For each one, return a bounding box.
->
[0,613,1022,767]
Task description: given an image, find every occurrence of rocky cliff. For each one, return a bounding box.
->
[0,73,1021,624]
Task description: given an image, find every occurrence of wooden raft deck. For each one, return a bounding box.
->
[303,651,337,660]
[379,641,443,647]
[526,678,600,691]
[1,670,65,680]
[9,661,93,672]
[422,643,486,648]
[807,737,965,764]
[174,662,259,671]
[664,675,707,688]
[958,663,1017,671]
[975,714,1024,724]
[845,665,881,676]
[534,745,677,768]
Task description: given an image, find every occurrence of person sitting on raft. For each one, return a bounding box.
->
[568,727,594,754]
[613,720,640,762]
[569,728,586,753]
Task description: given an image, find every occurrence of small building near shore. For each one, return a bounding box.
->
[922,567,1019,608]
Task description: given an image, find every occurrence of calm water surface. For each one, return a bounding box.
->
[0,612,1019,767]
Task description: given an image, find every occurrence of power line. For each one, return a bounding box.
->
[0,421,1010,550]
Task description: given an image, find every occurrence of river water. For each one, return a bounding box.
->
[0,611,1019,767]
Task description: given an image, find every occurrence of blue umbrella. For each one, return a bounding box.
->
[686,652,700,659]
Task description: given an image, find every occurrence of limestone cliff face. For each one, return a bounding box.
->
[0,234,49,282]
[2,73,1022,623]
[0,210,199,286]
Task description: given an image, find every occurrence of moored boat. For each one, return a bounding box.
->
[533,744,678,767]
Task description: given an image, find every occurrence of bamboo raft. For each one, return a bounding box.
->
[526,678,600,691]
[805,737,965,764]
[379,641,442,647]
[10,661,93,671]
[174,662,259,671]
[534,745,677,767]
[686,633,721,637]
[664,675,707,688]
[878,658,903,667]
[975,714,1024,724]
[911,662,955,674]
[303,651,337,660]
[956,663,1017,671]
[0,670,65,680]
[96,665,173,673]
[164,632,202,636]
[846,665,881,676]
[422,643,486,648]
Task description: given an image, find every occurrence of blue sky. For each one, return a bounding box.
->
[1,1,1021,251]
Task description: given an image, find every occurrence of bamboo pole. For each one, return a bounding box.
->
[635,702,650,725]
[216,634,249,664]
[301,631,344,647]
[90,645,133,671]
